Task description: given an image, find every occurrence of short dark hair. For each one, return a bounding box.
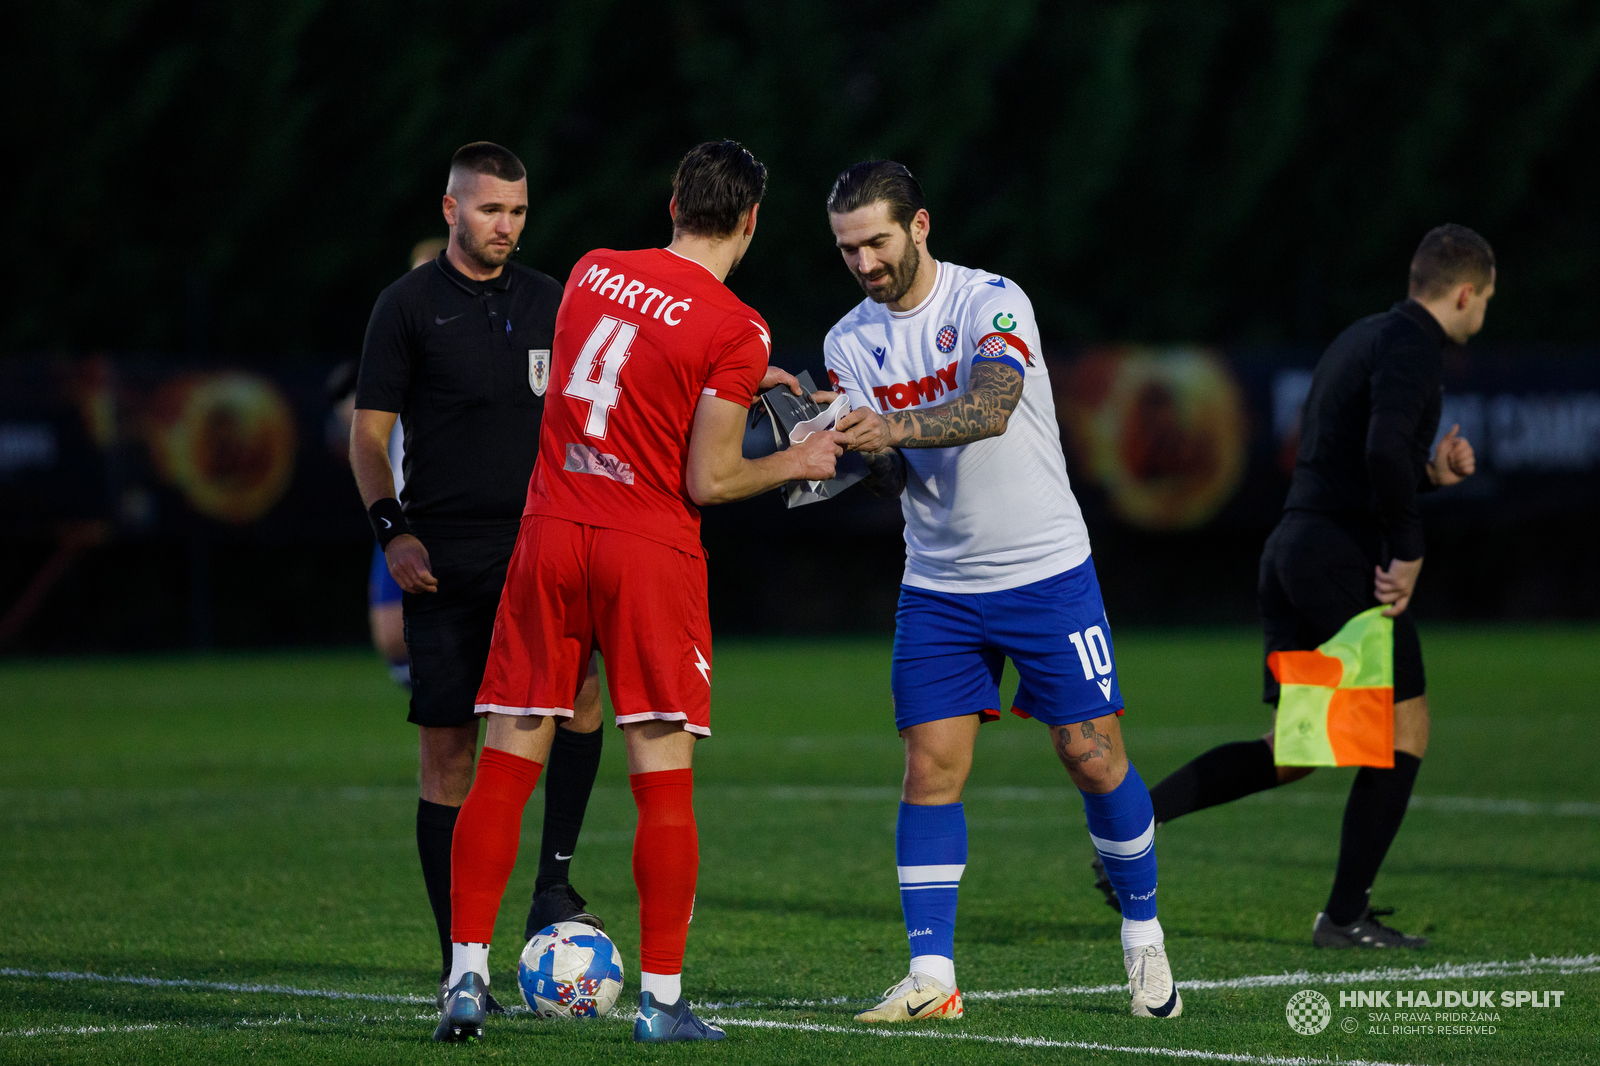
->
[671,140,767,238]
[449,141,526,184]
[826,160,926,230]
[1409,224,1495,299]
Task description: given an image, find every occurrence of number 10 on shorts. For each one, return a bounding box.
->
[1066,626,1114,679]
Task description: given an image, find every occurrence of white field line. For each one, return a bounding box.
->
[3,1022,169,1038]
[717,786,1600,817]
[0,967,433,1005]
[10,784,1596,817]
[697,953,1600,1010]
[1,1011,1429,1066]
[1,1013,438,1039]
[968,953,1600,1002]
[5,953,1596,1024]
[710,1017,1421,1066]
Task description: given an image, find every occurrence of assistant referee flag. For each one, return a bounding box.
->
[1269,607,1395,768]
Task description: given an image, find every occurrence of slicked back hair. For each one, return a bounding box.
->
[671,140,767,238]
[1409,224,1495,299]
[826,160,926,231]
[448,141,526,186]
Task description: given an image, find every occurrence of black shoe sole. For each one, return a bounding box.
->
[432,1023,484,1042]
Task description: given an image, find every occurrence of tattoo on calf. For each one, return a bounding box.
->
[892,361,1023,448]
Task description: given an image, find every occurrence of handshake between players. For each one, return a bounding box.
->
[438,144,1183,1043]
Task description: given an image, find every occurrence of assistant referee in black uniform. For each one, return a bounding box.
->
[1100,225,1493,948]
[350,143,607,1003]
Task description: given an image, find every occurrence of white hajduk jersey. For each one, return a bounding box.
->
[824,261,1090,594]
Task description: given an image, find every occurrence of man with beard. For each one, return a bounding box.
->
[820,160,1182,1022]
[350,143,608,1007]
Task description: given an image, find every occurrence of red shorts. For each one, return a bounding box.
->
[475,516,713,737]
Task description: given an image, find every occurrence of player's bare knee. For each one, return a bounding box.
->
[565,673,605,734]
[1394,694,1430,758]
[369,604,406,663]
[1063,755,1127,796]
[901,747,969,804]
[419,723,478,805]
[1051,717,1127,793]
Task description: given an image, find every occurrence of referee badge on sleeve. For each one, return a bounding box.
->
[529,349,550,396]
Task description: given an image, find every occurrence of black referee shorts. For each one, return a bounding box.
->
[1259,510,1425,707]
[401,523,519,729]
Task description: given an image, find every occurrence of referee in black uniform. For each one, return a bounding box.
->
[1102,225,1493,948]
[351,143,608,1003]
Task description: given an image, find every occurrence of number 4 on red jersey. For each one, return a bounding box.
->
[565,315,639,439]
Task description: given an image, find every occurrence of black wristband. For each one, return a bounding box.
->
[368,497,410,549]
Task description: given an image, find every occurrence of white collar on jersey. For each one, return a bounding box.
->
[888,261,944,319]
[661,246,723,281]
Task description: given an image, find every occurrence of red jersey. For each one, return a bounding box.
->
[524,247,771,555]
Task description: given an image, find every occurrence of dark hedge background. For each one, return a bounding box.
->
[10,0,1600,356]
[5,1,1600,651]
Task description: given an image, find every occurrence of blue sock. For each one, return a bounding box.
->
[896,802,966,976]
[1081,765,1159,922]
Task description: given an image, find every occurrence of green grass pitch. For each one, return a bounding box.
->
[1,627,1597,1064]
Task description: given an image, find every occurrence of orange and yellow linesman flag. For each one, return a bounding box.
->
[1269,607,1395,768]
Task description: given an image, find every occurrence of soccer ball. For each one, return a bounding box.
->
[517,921,624,1018]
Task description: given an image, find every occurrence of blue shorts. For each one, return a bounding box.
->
[891,558,1125,731]
[369,544,403,608]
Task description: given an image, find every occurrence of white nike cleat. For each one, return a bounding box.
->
[1126,943,1183,1018]
[854,971,963,1023]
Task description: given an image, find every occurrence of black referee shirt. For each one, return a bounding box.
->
[1283,299,1446,561]
[355,252,563,530]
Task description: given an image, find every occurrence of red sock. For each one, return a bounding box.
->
[630,768,698,975]
[450,746,543,944]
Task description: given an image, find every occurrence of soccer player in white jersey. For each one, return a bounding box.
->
[820,161,1181,1022]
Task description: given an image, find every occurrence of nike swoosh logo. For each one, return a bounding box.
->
[435,313,465,324]
[906,996,939,1016]
[554,852,572,861]
[380,517,392,529]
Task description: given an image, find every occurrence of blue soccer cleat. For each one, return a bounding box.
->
[633,991,726,1042]
[433,972,489,1042]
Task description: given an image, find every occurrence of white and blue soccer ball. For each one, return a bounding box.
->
[518,921,624,1018]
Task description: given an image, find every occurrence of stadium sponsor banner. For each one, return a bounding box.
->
[1050,344,1600,535]
[0,354,365,538]
[3,347,1597,545]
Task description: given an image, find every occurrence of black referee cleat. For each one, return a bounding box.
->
[525,882,605,940]
[433,972,489,1042]
[1312,907,1428,949]
[1090,855,1123,914]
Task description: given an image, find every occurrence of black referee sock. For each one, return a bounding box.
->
[534,724,604,894]
[1325,752,1422,926]
[416,798,460,980]
[1148,739,1281,825]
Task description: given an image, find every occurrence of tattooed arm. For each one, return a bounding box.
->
[860,446,908,498]
[836,360,1025,453]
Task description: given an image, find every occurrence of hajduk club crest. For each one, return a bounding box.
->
[936,325,958,353]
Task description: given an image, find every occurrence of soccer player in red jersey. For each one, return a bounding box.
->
[434,141,846,1044]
